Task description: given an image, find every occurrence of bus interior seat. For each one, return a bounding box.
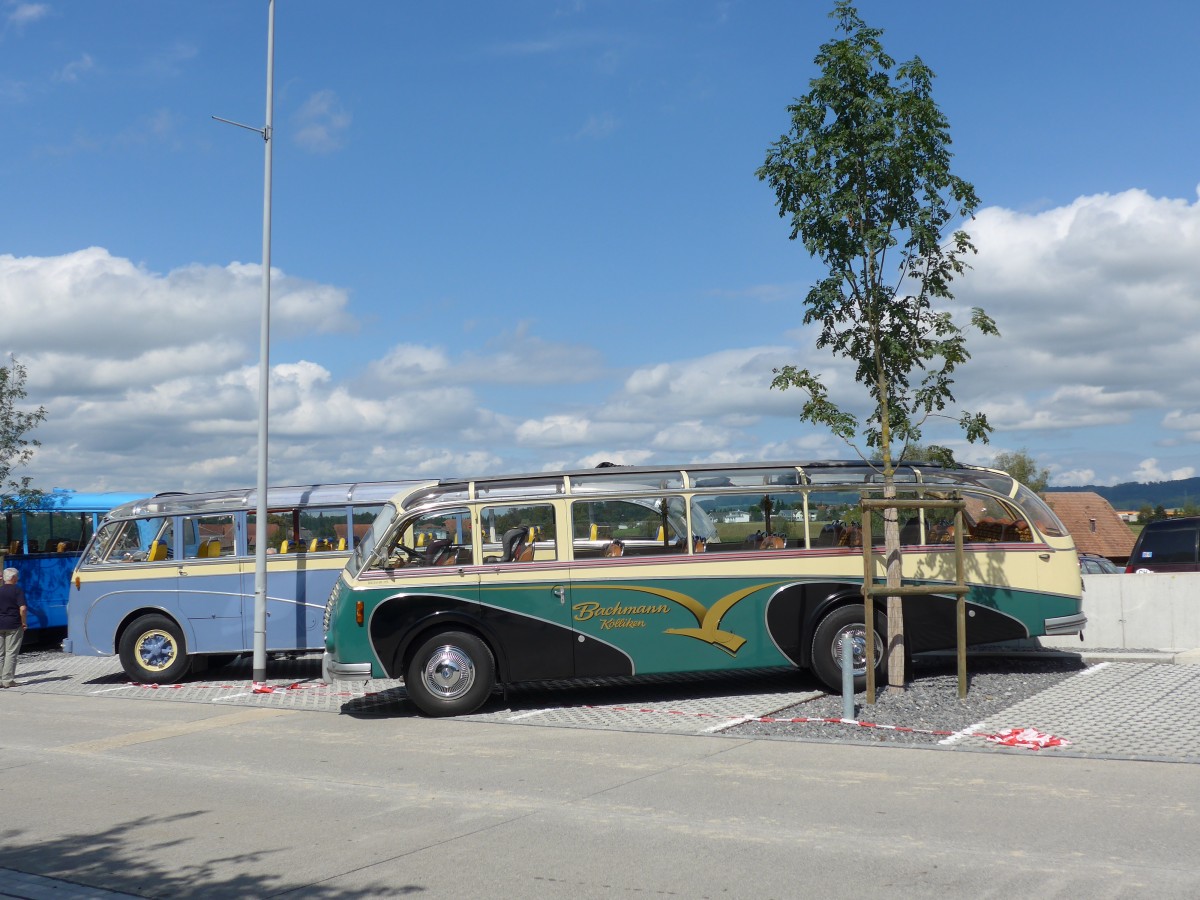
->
[279,540,293,554]
[201,538,221,558]
[337,537,347,551]
[425,538,455,565]
[815,524,840,547]
[500,526,530,563]
[147,540,168,562]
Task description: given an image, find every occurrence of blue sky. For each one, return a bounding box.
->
[2,0,1199,494]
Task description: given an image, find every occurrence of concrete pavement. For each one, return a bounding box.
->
[2,646,1200,896]
[2,687,1200,898]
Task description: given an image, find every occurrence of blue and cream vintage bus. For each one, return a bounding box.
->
[2,490,144,633]
[321,461,1086,716]
[65,481,420,682]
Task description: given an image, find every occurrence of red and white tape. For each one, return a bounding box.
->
[583,704,1070,749]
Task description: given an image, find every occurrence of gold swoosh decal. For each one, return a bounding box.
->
[577,581,785,657]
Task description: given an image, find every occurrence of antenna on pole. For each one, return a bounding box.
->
[213,0,275,685]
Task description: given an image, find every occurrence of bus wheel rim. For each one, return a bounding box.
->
[421,645,475,701]
[836,626,880,676]
[136,630,177,671]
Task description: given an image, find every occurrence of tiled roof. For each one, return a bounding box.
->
[1042,492,1136,561]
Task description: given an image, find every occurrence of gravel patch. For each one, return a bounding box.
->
[724,653,1090,747]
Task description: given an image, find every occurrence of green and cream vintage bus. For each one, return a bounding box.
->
[321,461,1085,716]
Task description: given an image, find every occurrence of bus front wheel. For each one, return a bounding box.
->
[404,630,495,717]
[119,614,191,684]
[811,605,886,693]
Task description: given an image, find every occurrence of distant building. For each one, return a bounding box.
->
[722,511,751,524]
[1042,492,1135,563]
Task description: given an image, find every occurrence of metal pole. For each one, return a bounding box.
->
[841,620,856,720]
[252,0,275,684]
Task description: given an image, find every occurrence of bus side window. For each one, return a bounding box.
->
[379,508,474,568]
[964,495,1033,544]
[184,515,236,558]
[481,504,557,562]
[570,498,684,559]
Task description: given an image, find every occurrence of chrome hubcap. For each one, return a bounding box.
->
[835,625,881,676]
[421,645,475,700]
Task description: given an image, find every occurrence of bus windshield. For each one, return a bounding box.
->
[353,502,398,573]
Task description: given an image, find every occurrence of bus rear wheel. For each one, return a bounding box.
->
[811,605,886,693]
[404,630,495,717]
[119,614,191,684]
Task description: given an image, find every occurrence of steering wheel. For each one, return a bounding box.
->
[385,543,422,568]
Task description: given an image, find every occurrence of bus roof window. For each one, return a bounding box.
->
[687,468,800,488]
[570,471,684,494]
[474,477,564,499]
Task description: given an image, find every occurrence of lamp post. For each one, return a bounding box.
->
[252,0,275,684]
[213,0,275,683]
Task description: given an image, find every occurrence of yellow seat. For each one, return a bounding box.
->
[147,540,168,561]
[337,538,347,551]
[204,538,222,558]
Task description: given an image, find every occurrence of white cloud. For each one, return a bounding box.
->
[956,189,1200,417]
[293,89,351,154]
[1132,458,1196,483]
[8,180,1200,496]
[5,2,48,29]
[54,53,94,84]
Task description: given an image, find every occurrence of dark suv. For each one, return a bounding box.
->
[1126,516,1200,573]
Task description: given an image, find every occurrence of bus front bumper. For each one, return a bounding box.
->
[1043,612,1088,636]
[322,652,372,684]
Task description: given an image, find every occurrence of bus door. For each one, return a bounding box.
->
[476,501,574,682]
[567,497,694,679]
[175,513,245,652]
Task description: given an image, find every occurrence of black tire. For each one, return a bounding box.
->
[404,630,495,717]
[810,605,886,693]
[119,614,191,684]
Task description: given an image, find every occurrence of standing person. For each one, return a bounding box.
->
[0,566,27,688]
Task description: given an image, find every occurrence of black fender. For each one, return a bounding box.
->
[369,593,510,680]
[765,581,871,670]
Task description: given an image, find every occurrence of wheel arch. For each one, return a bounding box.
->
[369,594,506,682]
[113,606,191,657]
[765,581,874,670]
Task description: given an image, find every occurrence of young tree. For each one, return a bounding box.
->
[0,357,47,510]
[757,1,997,688]
[991,448,1050,493]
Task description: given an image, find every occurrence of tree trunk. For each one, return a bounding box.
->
[883,479,906,690]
